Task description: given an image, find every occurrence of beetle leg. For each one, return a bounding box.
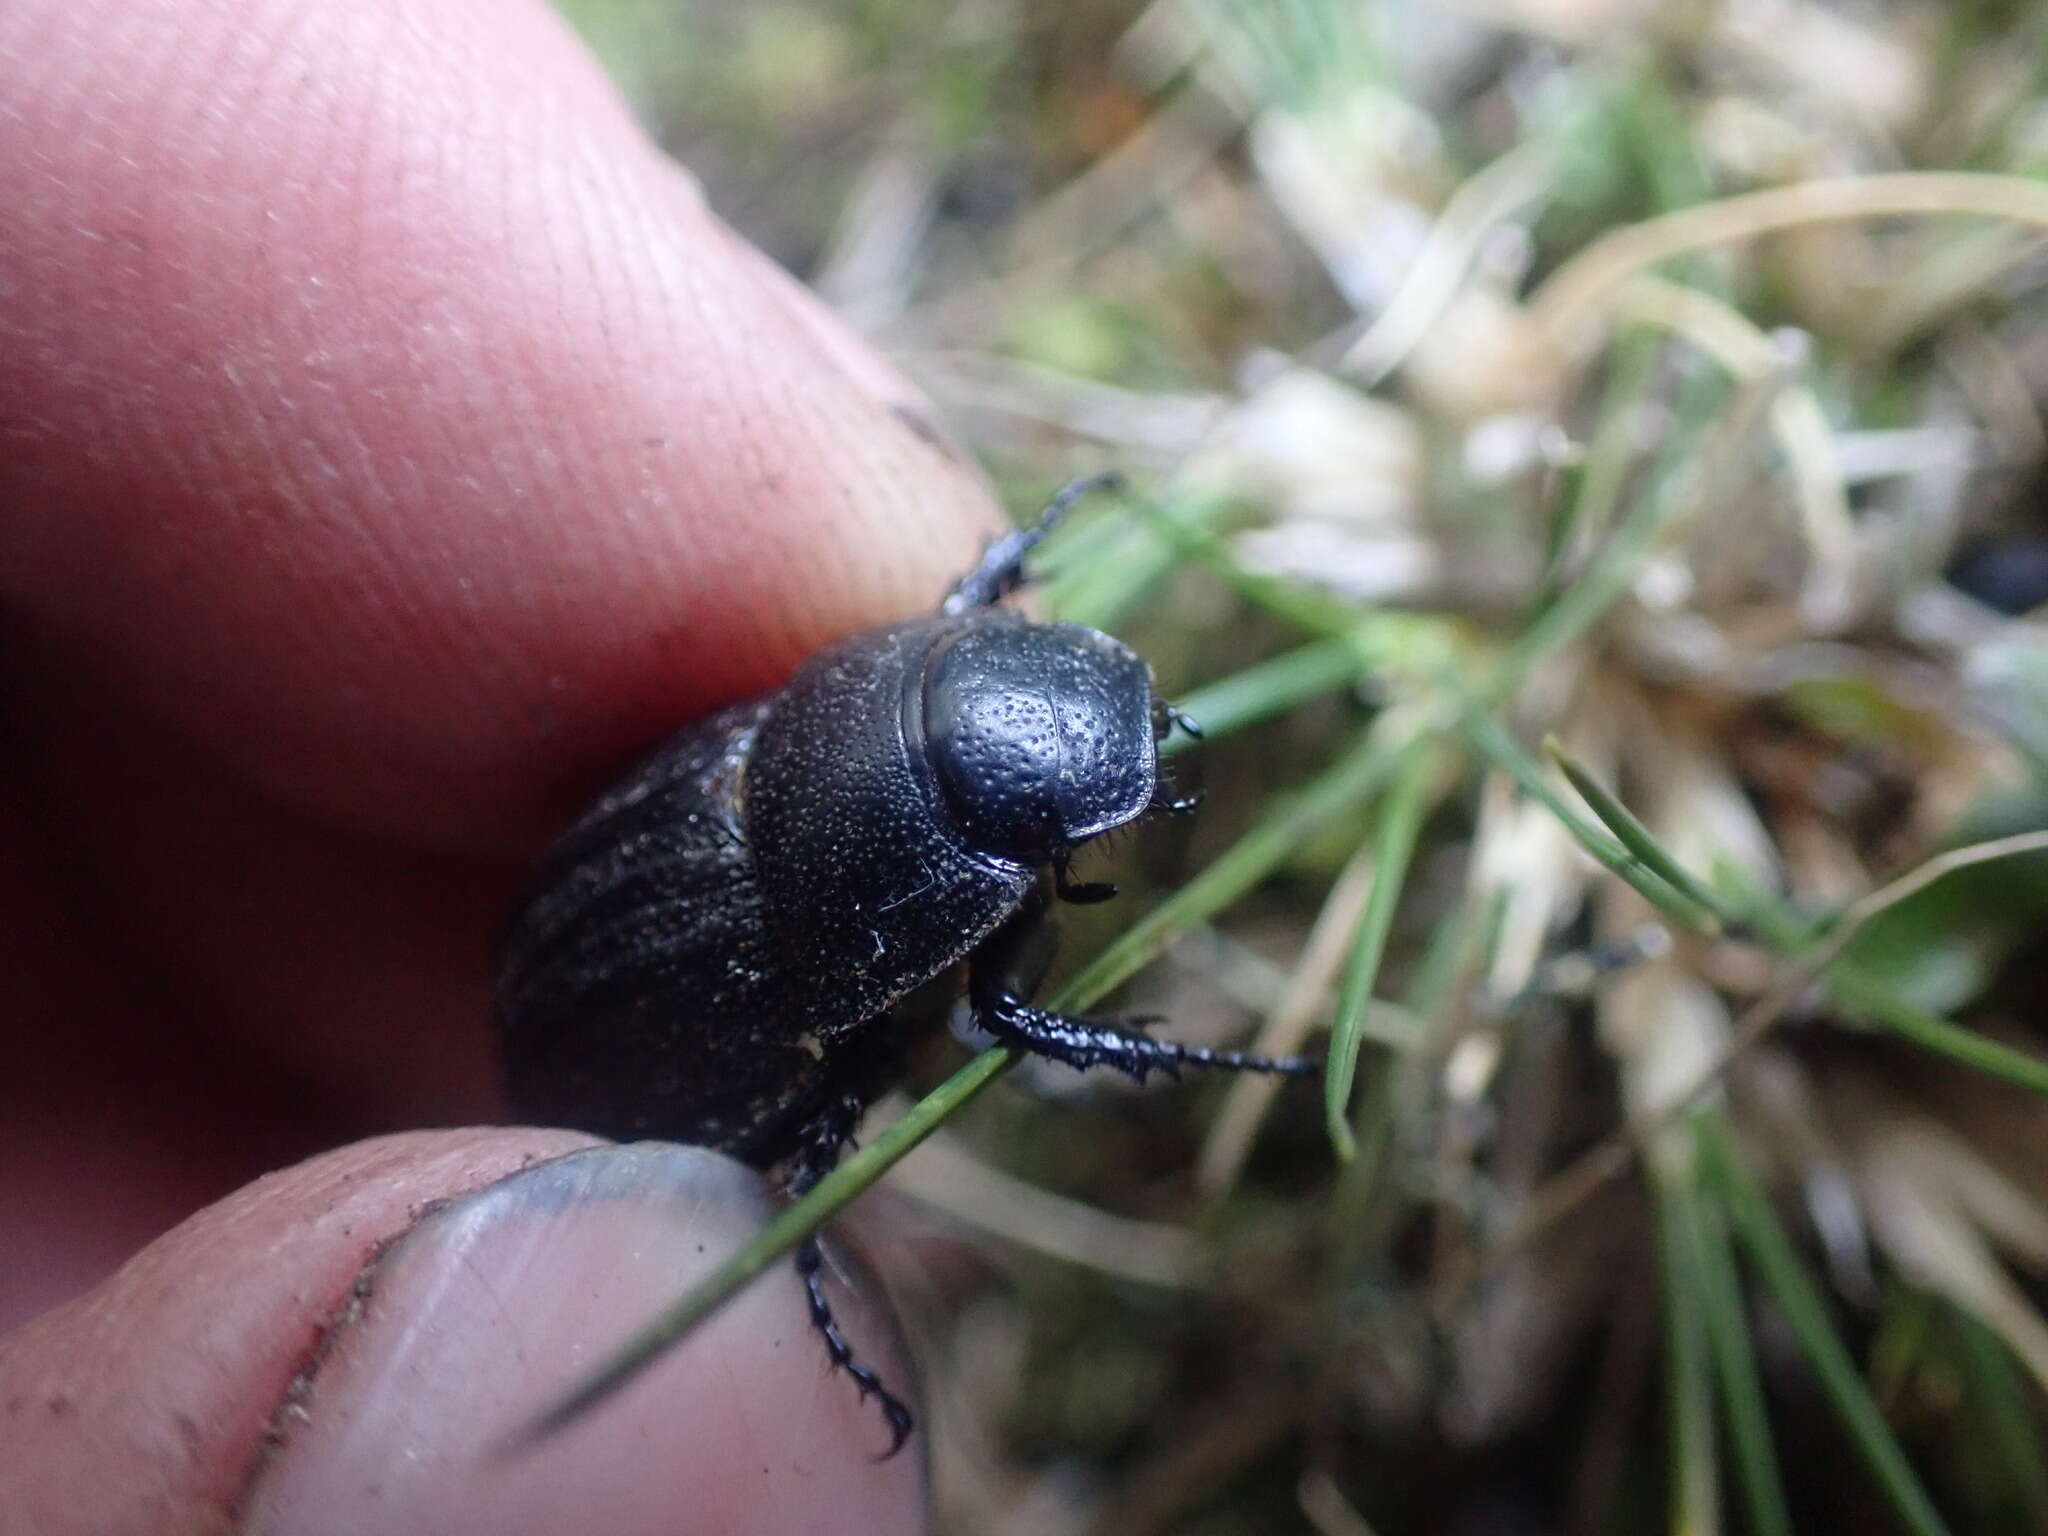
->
[1165,703,1204,740]
[969,899,1315,1082]
[785,1091,917,1458]
[1053,854,1117,905]
[1150,759,1202,818]
[941,472,1123,613]
[793,1237,915,1457]
[977,991,1317,1083]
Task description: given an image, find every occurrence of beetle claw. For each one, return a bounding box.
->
[873,1397,916,1461]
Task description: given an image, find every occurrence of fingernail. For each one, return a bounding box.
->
[240,1143,925,1536]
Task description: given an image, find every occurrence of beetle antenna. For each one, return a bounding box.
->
[1164,703,1203,740]
[942,471,1125,613]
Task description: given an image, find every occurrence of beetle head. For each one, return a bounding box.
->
[921,619,1159,865]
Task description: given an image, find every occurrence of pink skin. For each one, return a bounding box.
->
[0,0,999,1528]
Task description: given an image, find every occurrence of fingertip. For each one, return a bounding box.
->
[1,0,1003,851]
[0,1131,596,1534]
[0,1133,927,1536]
[240,1143,927,1536]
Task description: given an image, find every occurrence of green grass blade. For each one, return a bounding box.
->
[1697,1116,1954,1536]
[1324,738,1439,1157]
[1532,323,1662,599]
[1459,710,1721,932]
[1038,489,1227,632]
[1111,490,1472,686]
[1121,489,1372,640]
[1545,736,1731,924]
[1684,1127,1795,1536]
[507,1043,1020,1446]
[1825,964,2048,1095]
[1729,876,2048,1096]
[1951,1305,2048,1525]
[1496,336,1727,696]
[1658,1170,1722,1536]
[1325,879,1483,1262]
[1167,635,1368,750]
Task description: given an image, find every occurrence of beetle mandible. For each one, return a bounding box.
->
[496,476,1313,1452]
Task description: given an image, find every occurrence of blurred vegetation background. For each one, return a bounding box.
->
[553,2,2048,1531]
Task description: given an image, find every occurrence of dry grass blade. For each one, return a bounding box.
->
[1530,173,2048,356]
[1614,276,1854,627]
[1199,835,1379,1194]
[1481,830,2048,1277]
[1854,1115,2048,1390]
[893,1128,1206,1290]
[1339,140,1556,386]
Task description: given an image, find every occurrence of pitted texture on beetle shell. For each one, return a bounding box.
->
[748,617,1039,1036]
[924,619,1158,857]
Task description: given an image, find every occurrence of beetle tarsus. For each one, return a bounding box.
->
[795,1234,916,1458]
[785,1091,917,1458]
[941,472,1124,613]
[976,988,1315,1084]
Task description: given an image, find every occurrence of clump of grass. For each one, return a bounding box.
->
[556,2,2048,1530]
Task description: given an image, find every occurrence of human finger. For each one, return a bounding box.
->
[0,0,1001,854]
[0,1132,925,1535]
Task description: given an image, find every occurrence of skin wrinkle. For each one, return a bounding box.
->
[318,3,395,362]
[557,144,659,662]
[260,16,495,699]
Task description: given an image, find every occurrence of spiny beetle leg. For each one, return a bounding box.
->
[941,472,1123,613]
[794,1235,915,1457]
[785,1092,915,1457]
[968,888,1313,1081]
[1053,855,1117,905]
[974,987,1316,1085]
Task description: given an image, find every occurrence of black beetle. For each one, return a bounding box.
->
[496,477,1312,1452]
